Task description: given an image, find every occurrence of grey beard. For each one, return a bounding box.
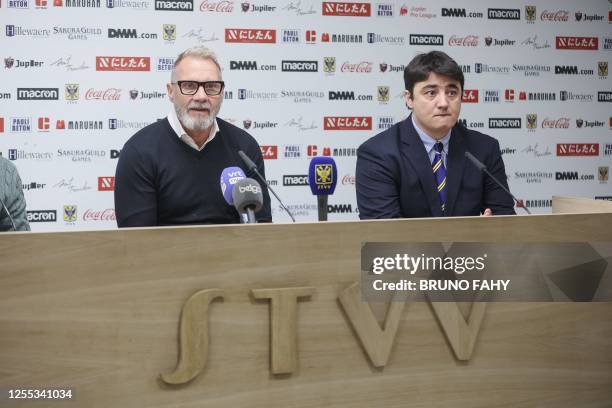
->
[176,104,219,131]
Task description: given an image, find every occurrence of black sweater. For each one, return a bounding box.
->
[114,118,272,227]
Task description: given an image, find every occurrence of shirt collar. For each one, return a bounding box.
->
[411,115,451,155]
[167,108,219,151]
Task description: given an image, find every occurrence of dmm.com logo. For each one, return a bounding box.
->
[225,28,276,43]
[96,56,151,71]
[322,1,371,17]
[556,143,599,156]
[324,116,372,130]
[555,36,598,50]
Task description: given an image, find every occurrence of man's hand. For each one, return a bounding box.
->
[482,208,493,217]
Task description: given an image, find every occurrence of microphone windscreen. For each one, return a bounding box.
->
[220,166,246,205]
[308,156,338,196]
[231,178,264,214]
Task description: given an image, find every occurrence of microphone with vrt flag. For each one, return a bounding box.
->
[308,156,338,221]
[219,166,246,206]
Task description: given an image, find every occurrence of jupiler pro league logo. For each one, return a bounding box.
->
[4,57,15,69]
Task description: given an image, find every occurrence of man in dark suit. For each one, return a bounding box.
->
[356,51,515,219]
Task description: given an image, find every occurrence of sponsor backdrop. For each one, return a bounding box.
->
[1,0,610,231]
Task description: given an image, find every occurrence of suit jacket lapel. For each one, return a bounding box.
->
[445,125,467,216]
[399,116,443,217]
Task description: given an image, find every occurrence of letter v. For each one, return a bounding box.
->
[428,301,487,360]
[161,289,223,385]
[338,282,405,367]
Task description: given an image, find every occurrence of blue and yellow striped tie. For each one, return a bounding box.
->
[432,142,447,214]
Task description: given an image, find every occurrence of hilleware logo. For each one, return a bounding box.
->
[322,2,371,17]
[556,143,599,156]
[83,208,116,221]
[324,116,372,130]
[225,28,276,43]
[260,145,278,159]
[462,89,479,102]
[555,36,598,50]
[96,56,151,71]
[98,176,115,191]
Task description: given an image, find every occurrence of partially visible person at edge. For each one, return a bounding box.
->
[356,51,515,219]
[0,156,31,231]
[114,46,272,227]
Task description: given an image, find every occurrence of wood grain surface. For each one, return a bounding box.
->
[1,213,611,407]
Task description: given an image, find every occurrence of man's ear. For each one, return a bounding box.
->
[404,90,414,110]
[166,83,174,102]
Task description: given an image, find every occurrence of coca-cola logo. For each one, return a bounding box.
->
[96,57,150,72]
[200,0,233,11]
[83,208,116,221]
[448,35,479,46]
[342,174,355,185]
[540,10,569,21]
[85,88,121,100]
[340,61,372,73]
[324,116,372,130]
[555,36,598,50]
[541,117,570,128]
[225,28,276,43]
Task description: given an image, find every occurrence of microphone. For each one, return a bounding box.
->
[232,178,264,224]
[464,151,531,215]
[219,166,246,206]
[0,197,16,231]
[237,150,295,222]
[308,156,338,221]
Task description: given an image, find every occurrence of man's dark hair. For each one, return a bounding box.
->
[403,51,464,95]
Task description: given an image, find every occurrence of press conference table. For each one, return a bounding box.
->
[1,205,611,407]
